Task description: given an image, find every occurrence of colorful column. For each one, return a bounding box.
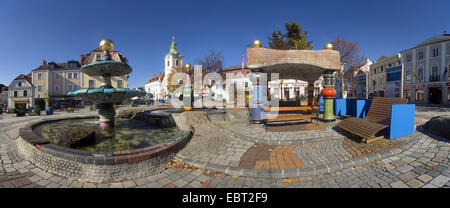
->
[321,70,336,122]
[183,64,193,111]
[307,83,315,107]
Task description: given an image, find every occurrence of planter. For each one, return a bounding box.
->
[45,107,53,115]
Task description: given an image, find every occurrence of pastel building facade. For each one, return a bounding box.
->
[401,34,450,104]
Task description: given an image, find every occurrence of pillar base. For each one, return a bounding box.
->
[98,103,116,129]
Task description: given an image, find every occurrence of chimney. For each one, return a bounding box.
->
[41,60,47,66]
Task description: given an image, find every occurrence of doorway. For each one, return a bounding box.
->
[428,87,442,104]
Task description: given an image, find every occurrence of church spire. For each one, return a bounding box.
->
[169,35,178,54]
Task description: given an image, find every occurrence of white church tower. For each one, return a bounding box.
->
[161,36,184,98]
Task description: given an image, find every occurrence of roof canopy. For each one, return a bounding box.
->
[246,48,340,82]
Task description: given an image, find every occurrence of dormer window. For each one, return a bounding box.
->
[68,62,78,68]
[49,63,56,69]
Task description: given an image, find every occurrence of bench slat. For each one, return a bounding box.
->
[267,114,317,122]
[264,106,317,112]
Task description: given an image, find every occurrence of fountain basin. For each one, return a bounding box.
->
[16,110,193,182]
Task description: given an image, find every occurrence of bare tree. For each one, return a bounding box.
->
[330,38,367,98]
[196,50,223,73]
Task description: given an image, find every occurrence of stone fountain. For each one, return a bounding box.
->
[68,39,145,129]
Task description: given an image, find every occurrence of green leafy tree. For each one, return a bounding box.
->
[268,22,314,50]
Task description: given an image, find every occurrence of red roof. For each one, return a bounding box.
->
[147,72,165,83]
[14,74,32,84]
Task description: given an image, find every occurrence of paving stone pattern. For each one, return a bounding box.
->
[0,107,449,188]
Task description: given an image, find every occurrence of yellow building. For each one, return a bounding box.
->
[32,60,82,109]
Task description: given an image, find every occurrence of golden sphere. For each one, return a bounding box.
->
[184,64,192,71]
[252,40,262,48]
[99,39,114,51]
[324,43,334,50]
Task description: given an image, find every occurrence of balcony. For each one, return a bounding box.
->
[429,75,440,82]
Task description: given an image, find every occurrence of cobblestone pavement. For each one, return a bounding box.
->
[0,107,449,188]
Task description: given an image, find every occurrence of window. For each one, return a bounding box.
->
[68,73,72,79]
[67,84,72,91]
[417,51,424,60]
[69,62,78,68]
[381,66,384,72]
[89,80,95,88]
[117,80,123,88]
[432,48,439,57]
[176,60,179,66]
[49,64,55,69]
[96,53,101,61]
[38,85,42,92]
[14,91,17,97]
[73,72,78,79]
[23,90,27,97]
[55,86,59,93]
[38,73,42,80]
[431,66,439,81]
[406,71,411,81]
[374,69,377,74]
[418,68,424,81]
[18,82,22,87]
[167,61,170,66]
[406,55,412,62]
[55,73,59,80]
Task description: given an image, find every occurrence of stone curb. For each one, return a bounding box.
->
[176,131,422,179]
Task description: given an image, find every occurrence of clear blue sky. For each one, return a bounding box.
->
[0,0,449,88]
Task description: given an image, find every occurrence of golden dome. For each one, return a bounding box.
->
[324,43,334,50]
[252,40,262,48]
[184,64,192,71]
[99,39,114,51]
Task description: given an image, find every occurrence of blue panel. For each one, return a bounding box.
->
[333,99,347,116]
[389,104,415,139]
[386,65,402,73]
[346,99,356,116]
[319,98,324,112]
[356,99,372,118]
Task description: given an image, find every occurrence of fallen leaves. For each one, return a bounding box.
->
[166,158,201,171]
[111,179,120,183]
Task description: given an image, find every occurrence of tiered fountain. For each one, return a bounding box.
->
[68,39,145,129]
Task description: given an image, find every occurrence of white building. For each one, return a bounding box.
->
[8,74,34,109]
[145,72,164,101]
[161,36,184,99]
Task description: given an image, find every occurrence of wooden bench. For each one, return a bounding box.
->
[336,97,408,143]
[263,106,319,129]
